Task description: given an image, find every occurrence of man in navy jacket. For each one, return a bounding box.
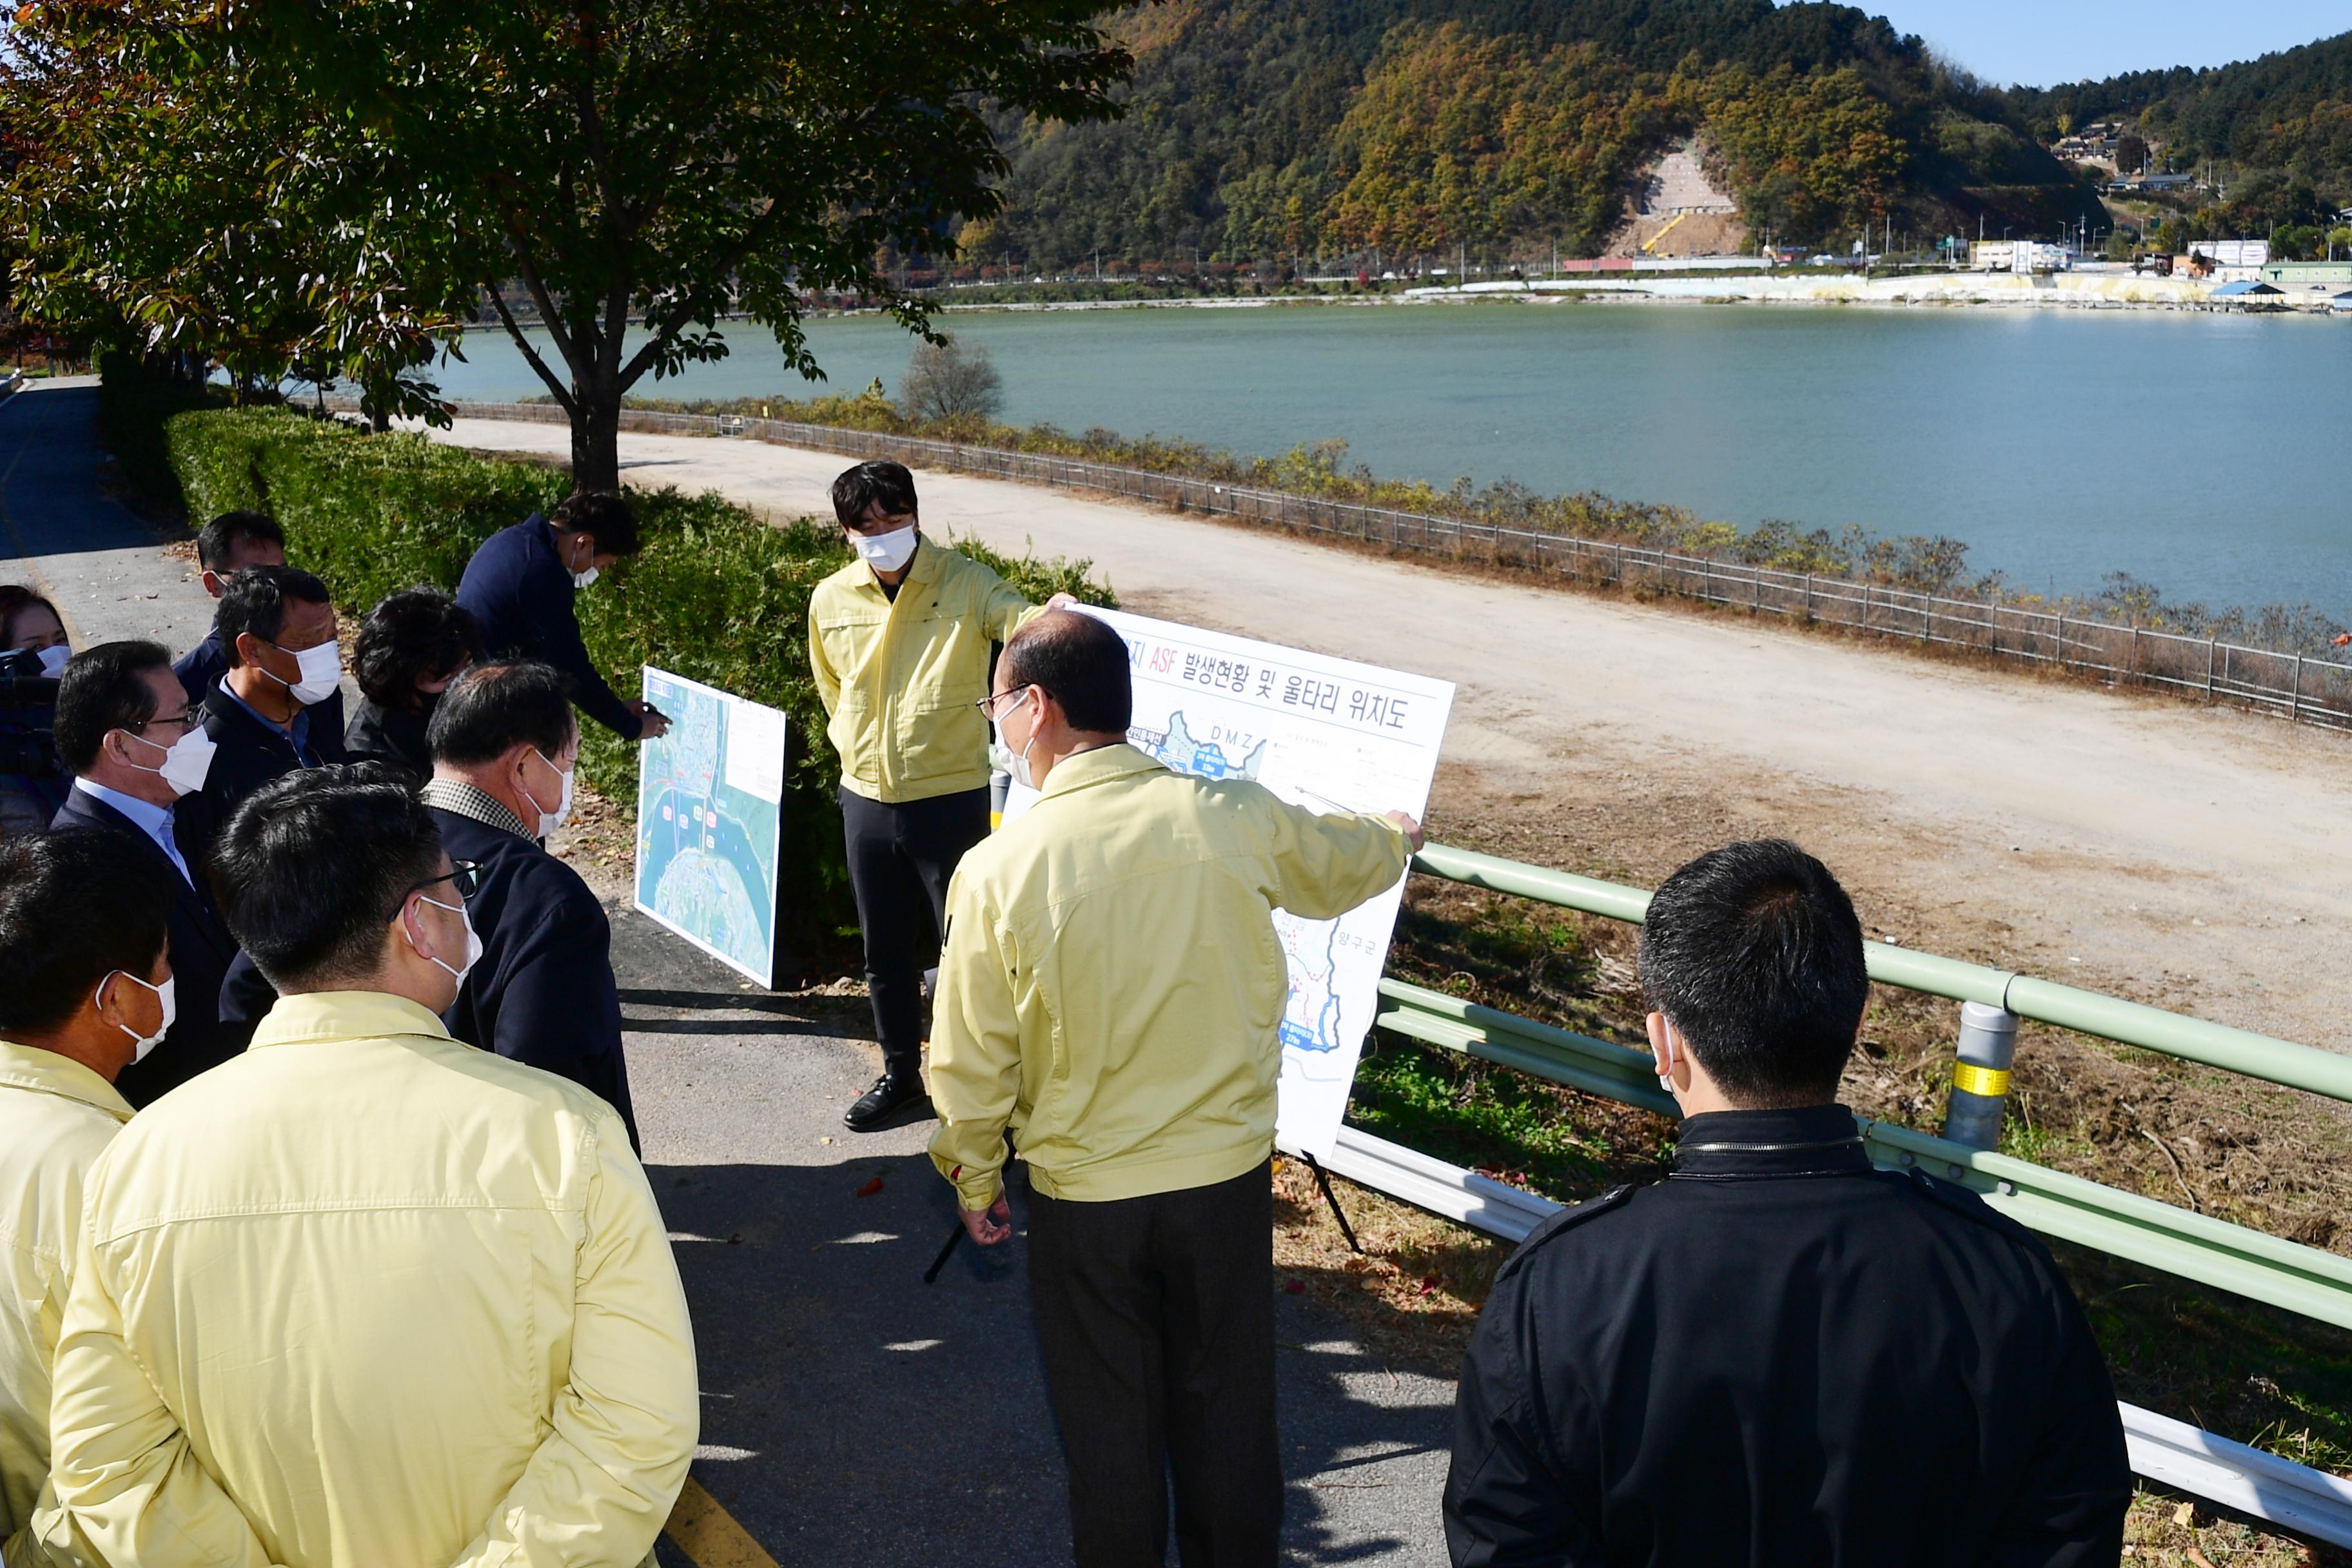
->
[456,491,668,745]
[418,658,636,1146]
[173,510,345,744]
[49,640,251,1104]
[1444,840,2128,1567]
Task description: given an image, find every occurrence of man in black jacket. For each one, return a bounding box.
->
[49,640,251,1103]
[418,658,636,1145]
[1446,839,2130,1568]
[173,510,347,747]
[188,565,347,842]
[456,491,668,745]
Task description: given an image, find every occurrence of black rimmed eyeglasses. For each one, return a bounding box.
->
[394,859,482,917]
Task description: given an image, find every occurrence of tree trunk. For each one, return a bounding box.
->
[571,391,621,492]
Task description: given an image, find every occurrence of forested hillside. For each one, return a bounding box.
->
[2005,30,2352,222]
[972,0,2102,265]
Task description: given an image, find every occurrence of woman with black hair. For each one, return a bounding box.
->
[342,587,482,778]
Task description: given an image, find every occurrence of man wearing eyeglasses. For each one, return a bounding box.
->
[418,660,638,1147]
[809,459,1077,1133]
[48,640,249,1105]
[41,764,697,1567]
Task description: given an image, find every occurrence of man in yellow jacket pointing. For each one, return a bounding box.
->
[930,610,1422,1568]
[43,765,698,1568]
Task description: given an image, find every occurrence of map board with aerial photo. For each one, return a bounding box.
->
[634,667,789,988]
[1003,608,1455,1159]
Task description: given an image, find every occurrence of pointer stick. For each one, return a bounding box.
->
[922,1220,964,1285]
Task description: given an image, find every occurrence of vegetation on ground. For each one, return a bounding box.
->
[2006,32,2352,248]
[118,359,1113,961]
[975,0,2102,270]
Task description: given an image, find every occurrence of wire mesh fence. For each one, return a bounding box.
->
[439,398,2352,732]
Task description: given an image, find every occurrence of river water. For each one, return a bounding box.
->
[433,302,2352,618]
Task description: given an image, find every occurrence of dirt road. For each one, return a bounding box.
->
[430,416,2352,1052]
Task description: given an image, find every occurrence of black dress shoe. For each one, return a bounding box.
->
[845,1072,934,1132]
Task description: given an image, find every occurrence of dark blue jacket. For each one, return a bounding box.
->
[50,787,252,1106]
[1446,1104,2128,1568]
[456,518,642,739]
[184,679,347,850]
[175,620,343,742]
[429,804,638,1148]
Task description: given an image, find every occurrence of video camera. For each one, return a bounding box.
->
[0,647,62,778]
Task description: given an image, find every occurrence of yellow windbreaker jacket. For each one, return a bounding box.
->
[0,1044,131,1568]
[39,992,697,1568]
[807,538,1041,803]
[927,744,1412,1210]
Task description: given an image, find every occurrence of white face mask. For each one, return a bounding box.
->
[99,970,175,1062]
[262,638,343,706]
[409,894,484,988]
[994,689,1039,790]
[567,536,601,589]
[525,750,575,837]
[124,725,217,797]
[852,524,919,573]
[35,643,69,678]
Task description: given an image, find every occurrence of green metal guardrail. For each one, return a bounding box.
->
[1381,843,2352,1333]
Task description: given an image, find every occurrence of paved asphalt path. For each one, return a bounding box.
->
[0,379,219,652]
[618,904,1456,1567]
[1,379,1461,1565]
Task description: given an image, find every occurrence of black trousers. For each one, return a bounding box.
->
[838,784,990,1078]
[1027,1162,1282,1568]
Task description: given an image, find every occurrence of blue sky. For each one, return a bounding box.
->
[1854,1,2349,87]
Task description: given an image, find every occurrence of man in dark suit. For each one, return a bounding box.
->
[419,658,637,1146]
[172,510,346,747]
[50,640,251,1104]
[456,491,668,745]
[188,565,347,840]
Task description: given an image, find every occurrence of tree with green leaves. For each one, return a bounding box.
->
[248,0,1131,487]
[5,0,1132,489]
[2,4,466,426]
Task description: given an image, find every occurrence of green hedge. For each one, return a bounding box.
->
[154,399,1113,962]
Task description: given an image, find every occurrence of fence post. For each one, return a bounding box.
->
[2055,612,2066,670]
[2206,639,2216,699]
[1803,574,1813,619]
[1943,1001,2019,1152]
[2292,654,2304,723]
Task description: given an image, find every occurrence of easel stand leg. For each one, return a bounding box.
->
[1300,1152,1363,1255]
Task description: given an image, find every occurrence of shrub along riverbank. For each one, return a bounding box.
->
[616,381,2351,657]
[142,387,1112,959]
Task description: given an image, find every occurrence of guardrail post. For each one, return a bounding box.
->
[1943,1001,2019,1150]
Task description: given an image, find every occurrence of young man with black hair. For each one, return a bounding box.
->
[929,610,1422,1567]
[1445,838,2130,1567]
[172,510,286,700]
[189,564,348,835]
[50,640,247,1104]
[0,830,173,1568]
[810,458,1075,1131]
[421,658,636,1146]
[43,765,697,1567]
[458,490,669,743]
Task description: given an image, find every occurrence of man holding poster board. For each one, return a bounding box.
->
[927,611,1423,1567]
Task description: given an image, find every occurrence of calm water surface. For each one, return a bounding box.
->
[435,302,2352,616]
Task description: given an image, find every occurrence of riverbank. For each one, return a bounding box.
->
[852,266,2328,316]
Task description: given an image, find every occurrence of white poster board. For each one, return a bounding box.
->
[632,666,789,987]
[1004,608,1453,1159]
